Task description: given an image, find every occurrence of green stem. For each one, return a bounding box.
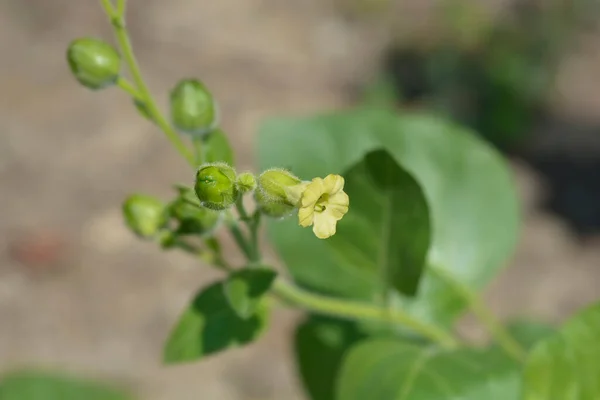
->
[235,198,261,264]
[116,0,126,16]
[116,76,141,99]
[226,213,253,260]
[429,266,526,362]
[272,279,459,349]
[235,197,250,221]
[172,237,232,272]
[100,0,195,167]
[249,211,261,264]
[100,0,116,15]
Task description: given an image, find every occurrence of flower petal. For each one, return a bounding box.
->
[323,174,344,195]
[328,191,349,207]
[312,211,338,239]
[298,206,315,227]
[301,178,324,208]
[326,191,349,220]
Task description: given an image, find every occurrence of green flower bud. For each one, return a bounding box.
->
[236,172,257,194]
[122,194,168,238]
[170,188,222,235]
[157,230,177,249]
[170,79,217,135]
[194,162,239,210]
[255,189,295,218]
[67,38,121,90]
[257,169,306,206]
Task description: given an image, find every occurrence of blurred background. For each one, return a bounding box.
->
[1,0,599,398]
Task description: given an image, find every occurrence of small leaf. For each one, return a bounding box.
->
[223,268,277,319]
[522,302,600,400]
[294,315,366,400]
[0,370,133,400]
[204,128,234,166]
[336,339,521,400]
[163,280,269,364]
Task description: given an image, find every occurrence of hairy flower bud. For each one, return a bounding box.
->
[170,188,221,235]
[170,79,217,135]
[257,169,306,206]
[255,169,308,218]
[122,194,168,238]
[194,163,238,210]
[67,38,121,90]
[254,189,295,218]
[236,172,257,194]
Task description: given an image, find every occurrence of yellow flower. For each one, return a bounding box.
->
[298,174,349,239]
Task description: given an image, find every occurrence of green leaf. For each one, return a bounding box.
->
[163,280,269,364]
[223,268,277,319]
[335,148,430,297]
[203,128,234,166]
[506,320,555,350]
[336,339,521,400]
[294,316,366,400]
[0,370,132,400]
[522,302,600,400]
[258,108,518,326]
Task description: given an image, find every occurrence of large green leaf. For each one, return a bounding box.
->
[223,268,277,319]
[522,302,600,400]
[0,371,132,400]
[336,339,520,400]
[163,279,268,364]
[331,149,430,298]
[257,108,519,325]
[294,316,366,400]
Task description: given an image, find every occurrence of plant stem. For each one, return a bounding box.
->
[429,266,526,362]
[116,76,141,99]
[272,279,459,349]
[116,0,126,16]
[100,0,116,15]
[226,213,253,260]
[235,198,261,264]
[249,211,261,263]
[100,0,195,167]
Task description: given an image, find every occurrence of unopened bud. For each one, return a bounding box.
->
[122,194,168,238]
[236,172,256,194]
[194,163,238,210]
[257,169,306,206]
[170,188,221,235]
[67,38,121,90]
[170,79,217,135]
[254,189,295,218]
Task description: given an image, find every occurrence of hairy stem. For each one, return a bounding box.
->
[100,0,195,166]
[272,279,459,349]
[235,198,261,264]
[430,266,526,362]
[226,213,253,260]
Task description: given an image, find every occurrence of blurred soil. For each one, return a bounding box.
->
[0,1,599,399]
